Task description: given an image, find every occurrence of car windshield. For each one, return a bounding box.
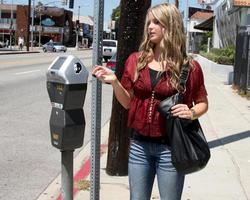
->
[110,53,117,62]
[103,41,116,47]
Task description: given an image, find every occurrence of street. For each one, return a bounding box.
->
[0,49,113,200]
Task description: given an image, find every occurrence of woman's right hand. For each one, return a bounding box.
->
[92,65,117,85]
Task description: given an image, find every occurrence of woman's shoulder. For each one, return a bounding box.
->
[188,58,203,74]
[127,51,141,61]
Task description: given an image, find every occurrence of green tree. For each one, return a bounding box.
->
[106,0,151,176]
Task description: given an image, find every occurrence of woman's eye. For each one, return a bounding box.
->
[154,20,160,24]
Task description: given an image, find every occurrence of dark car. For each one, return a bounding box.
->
[42,42,67,52]
[106,52,117,72]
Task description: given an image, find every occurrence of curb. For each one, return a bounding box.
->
[36,121,110,200]
[0,51,40,55]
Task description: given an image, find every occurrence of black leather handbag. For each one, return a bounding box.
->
[157,62,210,174]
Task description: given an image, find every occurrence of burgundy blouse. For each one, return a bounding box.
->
[121,52,207,137]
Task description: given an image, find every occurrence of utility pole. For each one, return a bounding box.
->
[38,6,42,48]
[27,0,31,51]
[31,0,35,50]
[186,0,189,53]
[10,0,13,50]
[75,5,80,50]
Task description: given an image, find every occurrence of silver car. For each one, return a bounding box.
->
[42,42,67,52]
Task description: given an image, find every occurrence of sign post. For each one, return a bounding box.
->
[91,0,104,200]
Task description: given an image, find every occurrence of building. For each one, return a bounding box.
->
[193,0,250,48]
[187,8,213,52]
[0,3,74,46]
[72,15,93,47]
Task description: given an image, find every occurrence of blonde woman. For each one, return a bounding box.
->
[93,3,208,200]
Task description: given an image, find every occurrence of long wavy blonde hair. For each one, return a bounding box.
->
[137,3,188,89]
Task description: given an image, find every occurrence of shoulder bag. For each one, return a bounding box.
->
[157,62,210,174]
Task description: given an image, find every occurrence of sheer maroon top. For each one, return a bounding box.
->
[121,52,207,137]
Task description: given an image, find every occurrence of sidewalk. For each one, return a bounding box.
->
[0,46,90,55]
[38,55,250,200]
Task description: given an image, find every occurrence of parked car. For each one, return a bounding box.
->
[106,52,117,72]
[102,39,117,62]
[42,42,67,52]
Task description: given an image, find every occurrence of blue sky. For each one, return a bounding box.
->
[5,0,201,28]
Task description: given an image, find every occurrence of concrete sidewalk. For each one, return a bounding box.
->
[0,46,90,55]
[0,46,41,55]
[38,55,250,200]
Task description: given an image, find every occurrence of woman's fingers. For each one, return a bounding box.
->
[92,65,103,74]
[171,104,191,119]
[92,65,116,84]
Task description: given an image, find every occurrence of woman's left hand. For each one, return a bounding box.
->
[171,104,192,119]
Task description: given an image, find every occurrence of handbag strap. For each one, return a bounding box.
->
[178,61,190,93]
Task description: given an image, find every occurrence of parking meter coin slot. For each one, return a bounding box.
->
[50,108,85,150]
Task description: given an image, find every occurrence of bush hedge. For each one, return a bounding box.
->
[200,46,235,65]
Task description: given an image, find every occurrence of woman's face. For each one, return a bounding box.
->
[147,12,164,44]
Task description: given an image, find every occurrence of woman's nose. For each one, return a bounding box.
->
[148,22,154,30]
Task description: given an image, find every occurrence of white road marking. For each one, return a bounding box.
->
[14,69,41,75]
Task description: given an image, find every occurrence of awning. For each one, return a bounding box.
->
[194,16,214,31]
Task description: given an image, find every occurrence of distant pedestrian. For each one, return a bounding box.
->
[6,39,9,48]
[93,3,208,200]
[18,37,24,51]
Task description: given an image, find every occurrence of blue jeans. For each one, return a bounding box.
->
[128,139,185,200]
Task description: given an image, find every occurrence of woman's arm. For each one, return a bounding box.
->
[92,65,133,109]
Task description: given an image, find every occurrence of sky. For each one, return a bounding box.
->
[4,0,201,29]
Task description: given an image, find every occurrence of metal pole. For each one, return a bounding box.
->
[75,5,80,50]
[90,0,104,199]
[186,0,189,53]
[10,0,13,50]
[39,11,41,48]
[27,0,31,51]
[61,150,74,200]
[31,0,35,50]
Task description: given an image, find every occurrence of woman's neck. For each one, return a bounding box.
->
[153,44,161,61]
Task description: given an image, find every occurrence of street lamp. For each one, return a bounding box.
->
[75,4,89,50]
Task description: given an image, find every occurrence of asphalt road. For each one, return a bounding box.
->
[0,49,113,200]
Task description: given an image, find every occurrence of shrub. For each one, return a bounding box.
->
[200,46,235,65]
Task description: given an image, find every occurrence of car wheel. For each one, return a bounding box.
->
[43,48,47,52]
[53,48,56,52]
[63,50,66,52]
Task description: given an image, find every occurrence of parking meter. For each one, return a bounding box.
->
[46,55,88,150]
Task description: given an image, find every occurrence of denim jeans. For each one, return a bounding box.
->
[128,139,185,200]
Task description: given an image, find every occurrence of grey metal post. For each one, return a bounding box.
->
[75,6,80,50]
[61,150,74,200]
[91,0,104,199]
[31,0,35,50]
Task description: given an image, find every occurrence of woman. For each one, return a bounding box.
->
[93,3,208,200]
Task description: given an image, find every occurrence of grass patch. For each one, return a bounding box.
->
[77,179,91,191]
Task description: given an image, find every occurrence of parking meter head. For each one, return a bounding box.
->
[46,55,89,110]
[46,55,88,150]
